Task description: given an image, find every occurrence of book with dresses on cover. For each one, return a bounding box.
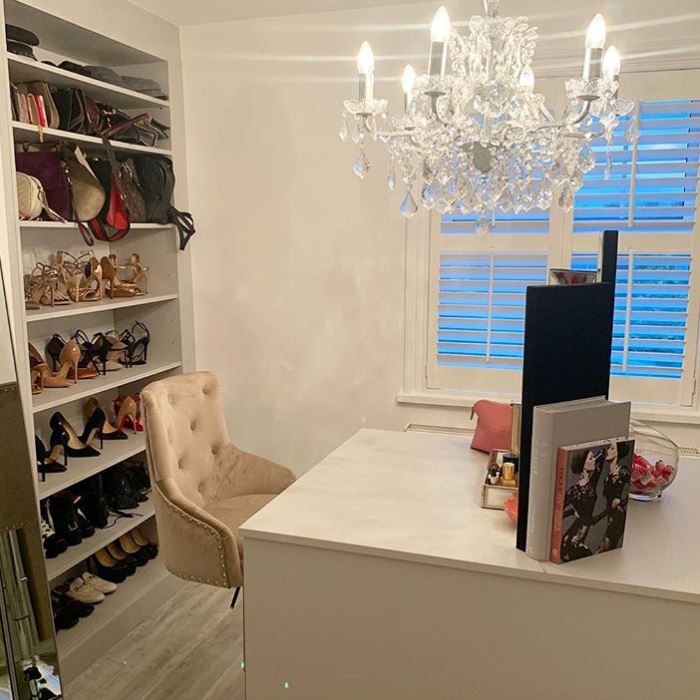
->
[550,438,635,564]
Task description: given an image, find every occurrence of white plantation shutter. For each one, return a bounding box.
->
[422,75,700,407]
[572,98,700,405]
[428,212,549,394]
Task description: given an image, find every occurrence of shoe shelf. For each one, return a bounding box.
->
[32,360,182,414]
[8,54,170,111]
[38,433,146,500]
[12,121,173,157]
[19,221,173,230]
[25,293,178,323]
[56,559,180,681]
[45,499,155,582]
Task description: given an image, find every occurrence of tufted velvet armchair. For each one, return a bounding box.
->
[141,372,296,598]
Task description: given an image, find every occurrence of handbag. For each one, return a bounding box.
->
[15,149,72,220]
[53,87,101,134]
[87,138,132,242]
[134,154,195,250]
[118,158,147,222]
[99,107,168,147]
[64,146,105,221]
[470,400,513,453]
[16,172,65,222]
[15,82,59,129]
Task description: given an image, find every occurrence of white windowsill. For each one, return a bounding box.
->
[397,391,700,425]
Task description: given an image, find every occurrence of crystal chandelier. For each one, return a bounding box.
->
[339,0,634,233]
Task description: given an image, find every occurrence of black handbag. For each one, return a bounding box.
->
[133,155,195,250]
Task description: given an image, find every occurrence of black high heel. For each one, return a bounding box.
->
[35,435,67,482]
[80,408,106,449]
[84,398,128,442]
[120,322,150,367]
[50,412,100,458]
[45,333,67,373]
[72,330,108,376]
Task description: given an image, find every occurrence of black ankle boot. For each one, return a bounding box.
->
[77,475,109,529]
[48,491,82,547]
[40,509,68,559]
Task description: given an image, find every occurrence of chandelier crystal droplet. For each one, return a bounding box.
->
[339,0,635,227]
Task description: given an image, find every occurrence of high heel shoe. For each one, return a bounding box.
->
[121,253,148,295]
[46,334,98,382]
[72,330,108,376]
[54,251,102,303]
[100,255,138,299]
[120,322,150,367]
[29,342,71,389]
[103,331,128,369]
[114,395,143,432]
[50,412,100,458]
[35,435,67,482]
[83,398,128,443]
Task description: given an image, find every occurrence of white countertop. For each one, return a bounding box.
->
[241,429,700,604]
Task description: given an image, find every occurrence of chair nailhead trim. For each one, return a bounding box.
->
[155,488,240,585]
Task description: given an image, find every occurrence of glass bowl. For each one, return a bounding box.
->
[629,420,679,501]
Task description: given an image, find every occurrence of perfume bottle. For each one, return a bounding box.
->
[500,403,521,473]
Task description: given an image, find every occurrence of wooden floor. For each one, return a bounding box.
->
[66,582,245,700]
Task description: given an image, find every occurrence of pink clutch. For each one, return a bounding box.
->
[470,400,513,453]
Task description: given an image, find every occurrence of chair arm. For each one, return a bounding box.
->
[152,478,242,588]
[215,444,296,498]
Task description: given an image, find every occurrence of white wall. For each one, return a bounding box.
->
[181,1,700,473]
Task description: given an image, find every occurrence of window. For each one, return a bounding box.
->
[572,98,700,405]
[428,211,549,394]
[418,72,700,407]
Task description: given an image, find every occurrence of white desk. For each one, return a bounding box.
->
[241,429,700,699]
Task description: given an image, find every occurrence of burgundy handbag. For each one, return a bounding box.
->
[15,150,72,220]
[470,400,513,453]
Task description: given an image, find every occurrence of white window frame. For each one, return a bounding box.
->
[401,69,700,416]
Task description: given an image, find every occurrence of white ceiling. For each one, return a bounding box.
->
[126,0,426,26]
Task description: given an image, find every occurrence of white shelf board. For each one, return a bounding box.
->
[20,221,172,230]
[32,360,182,414]
[8,55,170,110]
[12,122,172,157]
[46,499,154,581]
[25,293,178,323]
[37,433,146,500]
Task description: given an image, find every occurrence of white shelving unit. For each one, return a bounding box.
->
[0,0,194,683]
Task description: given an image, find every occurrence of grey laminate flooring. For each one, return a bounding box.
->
[66,582,244,700]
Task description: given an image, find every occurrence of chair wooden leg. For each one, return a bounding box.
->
[230,587,240,609]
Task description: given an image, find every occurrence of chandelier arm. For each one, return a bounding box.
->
[534,101,592,132]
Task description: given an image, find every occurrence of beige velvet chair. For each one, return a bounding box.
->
[142,371,295,606]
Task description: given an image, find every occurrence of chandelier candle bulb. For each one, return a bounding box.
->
[402,64,417,110]
[429,7,450,77]
[519,66,535,91]
[583,13,606,80]
[603,45,621,94]
[357,41,375,101]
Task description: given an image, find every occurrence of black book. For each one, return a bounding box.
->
[517,282,615,551]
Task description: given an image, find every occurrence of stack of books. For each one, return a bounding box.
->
[526,397,634,563]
